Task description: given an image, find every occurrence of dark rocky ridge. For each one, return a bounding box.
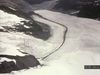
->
[0,0,33,14]
[55,0,100,19]
[24,0,51,5]
[55,0,80,10]
[0,55,40,73]
[77,0,100,19]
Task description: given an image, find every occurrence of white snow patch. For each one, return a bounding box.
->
[0,10,28,27]
[0,57,16,64]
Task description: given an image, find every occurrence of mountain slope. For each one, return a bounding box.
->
[0,0,35,14]
[3,10,100,75]
[0,0,100,74]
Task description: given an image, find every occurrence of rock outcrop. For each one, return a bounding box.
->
[0,55,40,73]
[0,0,33,14]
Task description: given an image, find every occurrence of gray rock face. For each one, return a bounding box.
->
[24,0,51,5]
[0,0,34,14]
[0,55,40,73]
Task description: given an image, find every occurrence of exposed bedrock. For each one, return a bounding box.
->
[0,55,40,73]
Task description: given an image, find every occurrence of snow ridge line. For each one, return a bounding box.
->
[32,13,68,60]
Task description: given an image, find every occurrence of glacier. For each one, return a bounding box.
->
[0,9,100,75]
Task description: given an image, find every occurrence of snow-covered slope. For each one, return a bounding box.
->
[35,10,100,60]
[1,9,100,75]
[0,9,66,59]
[33,10,100,75]
[0,10,28,56]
